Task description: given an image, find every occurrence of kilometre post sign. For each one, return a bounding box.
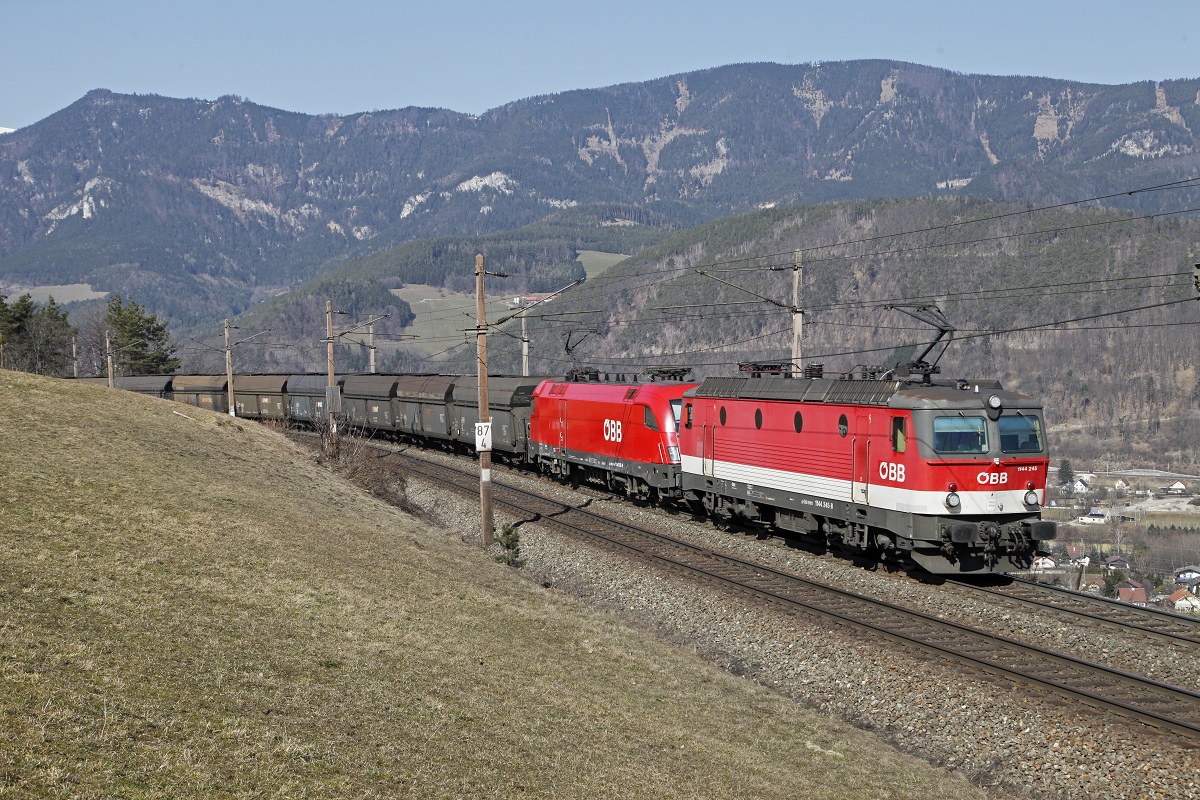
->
[475,421,492,451]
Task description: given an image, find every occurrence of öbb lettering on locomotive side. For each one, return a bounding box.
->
[110,369,1055,575]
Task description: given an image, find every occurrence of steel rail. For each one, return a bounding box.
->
[947,575,1200,648]
[389,448,1200,740]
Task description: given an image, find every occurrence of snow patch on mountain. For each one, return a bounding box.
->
[455,172,516,194]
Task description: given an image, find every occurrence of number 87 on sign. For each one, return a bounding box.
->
[475,422,492,451]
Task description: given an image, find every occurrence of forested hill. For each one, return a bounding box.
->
[2,60,1200,326]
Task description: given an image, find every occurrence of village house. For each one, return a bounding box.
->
[1031,555,1057,571]
[1167,588,1200,615]
[1175,565,1200,584]
[1117,586,1149,606]
[1161,480,1189,495]
[1105,555,1131,571]
[1064,545,1090,567]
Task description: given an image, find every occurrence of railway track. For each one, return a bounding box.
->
[383,445,1200,741]
[949,575,1200,648]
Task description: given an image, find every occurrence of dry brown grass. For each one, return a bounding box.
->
[0,369,986,799]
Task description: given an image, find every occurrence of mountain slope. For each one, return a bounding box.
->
[2,61,1199,325]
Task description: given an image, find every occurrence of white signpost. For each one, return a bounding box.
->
[475,421,492,452]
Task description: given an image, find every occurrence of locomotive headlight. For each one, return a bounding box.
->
[1024,489,1040,506]
[986,394,1003,410]
[945,491,961,509]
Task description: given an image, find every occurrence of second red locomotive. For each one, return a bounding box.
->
[529,374,699,501]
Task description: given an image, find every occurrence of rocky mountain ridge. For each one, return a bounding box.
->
[2,60,1199,326]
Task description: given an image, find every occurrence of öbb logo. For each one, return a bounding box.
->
[977,471,1009,485]
[603,419,623,442]
[878,462,905,482]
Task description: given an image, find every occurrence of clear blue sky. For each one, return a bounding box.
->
[3,0,1197,131]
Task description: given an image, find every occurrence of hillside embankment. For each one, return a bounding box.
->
[0,370,985,798]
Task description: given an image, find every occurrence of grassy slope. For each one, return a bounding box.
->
[389,285,513,358]
[576,250,627,279]
[0,370,986,799]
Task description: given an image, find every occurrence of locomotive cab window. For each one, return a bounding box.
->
[643,405,660,432]
[891,417,907,453]
[933,417,987,453]
[999,414,1044,453]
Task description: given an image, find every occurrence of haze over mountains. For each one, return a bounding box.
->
[2,60,1198,328]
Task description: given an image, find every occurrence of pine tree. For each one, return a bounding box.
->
[106,294,181,375]
[1057,459,1075,489]
[0,293,75,376]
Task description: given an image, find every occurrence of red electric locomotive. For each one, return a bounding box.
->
[529,372,700,500]
[677,374,1056,574]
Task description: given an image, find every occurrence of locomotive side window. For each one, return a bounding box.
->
[837,414,848,438]
[891,417,907,453]
[933,417,987,453]
[720,406,727,426]
[755,409,763,429]
[643,405,660,432]
[684,402,693,429]
[999,414,1044,453]
[794,412,803,433]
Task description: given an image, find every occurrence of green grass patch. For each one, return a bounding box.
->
[0,369,986,798]
[389,284,512,356]
[576,250,628,279]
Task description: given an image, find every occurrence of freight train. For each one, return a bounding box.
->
[84,367,1056,574]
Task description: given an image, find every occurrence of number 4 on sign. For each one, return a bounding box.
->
[475,422,492,451]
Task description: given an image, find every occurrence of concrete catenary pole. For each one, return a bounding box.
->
[368,322,376,374]
[791,249,803,374]
[224,319,236,416]
[325,300,337,449]
[520,308,529,377]
[476,254,494,548]
[105,330,114,389]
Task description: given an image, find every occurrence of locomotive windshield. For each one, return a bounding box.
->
[999,414,1044,453]
[933,417,988,453]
